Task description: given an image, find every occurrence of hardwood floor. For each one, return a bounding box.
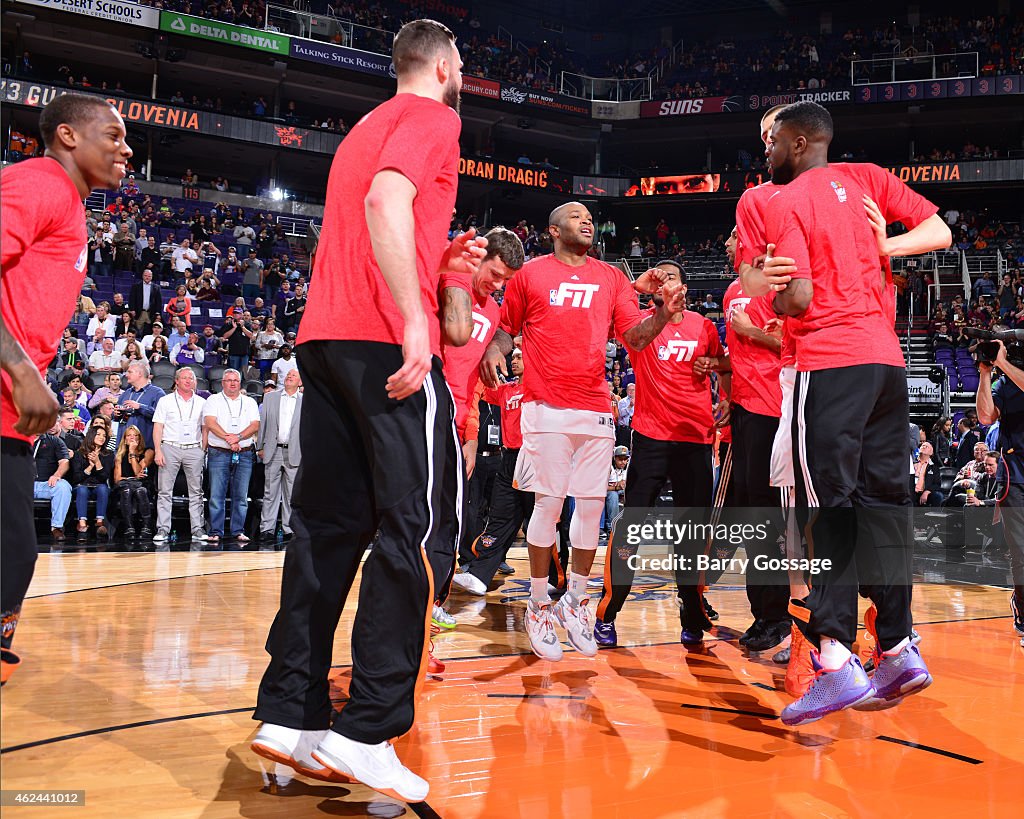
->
[1,549,1021,818]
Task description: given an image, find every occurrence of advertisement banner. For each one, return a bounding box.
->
[461,75,501,101]
[745,89,852,111]
[11,0,159,28]
[160,12,290,55]
[639,96,743,118]
[289,39,395,78]
[458,157,571,193]
[0,79,344,155]
[855,74,1023,106]
[907,377,942,404]
[498,84,590,116]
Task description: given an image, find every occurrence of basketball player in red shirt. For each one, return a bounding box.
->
[480,202,685,661]
[251,21,488,803]
[2,94,132,686]
[429,227,523,633]
[593,260,727,646]
[764,101,948,726]
[453,348,534,593]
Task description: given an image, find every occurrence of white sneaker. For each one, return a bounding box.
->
[451,571,487,596]
[524,599,563,661]
[553,592,598,657]
[251,723,349,783]
[152,531,168,543]
[192,531,210,542]
[431,604,457,630]
[312,731,429,803]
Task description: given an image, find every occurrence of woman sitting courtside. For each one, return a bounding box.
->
[70,425,115,539]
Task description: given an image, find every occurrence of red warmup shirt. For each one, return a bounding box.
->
[765,167,907,372]
[484,380,526,450]
[723,279,782,417]
[440,272,501,440]
[628,308,724,444]
[1,158,87,442]
[499,254,642,413]
[298,94,461,358]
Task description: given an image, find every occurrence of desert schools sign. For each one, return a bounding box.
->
[11,0,159,28]
[160,12,290,55]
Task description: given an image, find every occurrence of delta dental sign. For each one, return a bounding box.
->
[160,12,290,55]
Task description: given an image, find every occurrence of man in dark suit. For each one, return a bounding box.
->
[256,367,301,542]
[952,418,981,472]
[913,441,944,506]
[128,268,163,335]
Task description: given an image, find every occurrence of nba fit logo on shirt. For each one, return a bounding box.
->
[470,312,492,343]
[549,281,600,308]
[657,340,698,362]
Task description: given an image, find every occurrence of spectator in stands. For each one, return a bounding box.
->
[57,336,86,373]
[616,383,635,448]
[172,332,206,367]
[913,441,944,507]
[166,318,189,352]
[165,284,193,328]
[250,297,269,320]
[195,278,221,302]
[234,221,256,253]
[70,425,113,541]
[108,292,127,319]
[255,318,284,379]
[138,235,160,275]
[88,229,113,278]
[147,335,170,365]
[226,297,246,318]
[113,424,154,540]
[72,293,96,324]
[33,420,72,543]
[280,282,306,335]
[269,344,297,388]
[256,227,275,262]
[113,222,136,271]
[930,416,953,465]
[219,314,256,373]
[121,340,145,372]
[61,387,90,429]
[89,338,122,376]
[152,368,207,544]
[88,373,125,411]
[946,441,990,505]
[240,249,264,302]
[140,321,164,354]
[998,274,1017,321]
[973,271,997,299]
[117,361,164,449]
[605,446,629,536]
[257,367,302,543]
[204,369,261,544]
[121,174,140,198]
[113,310,137,342]
[270,280,292,324]
[200,325,221,365]
[181,168,199,188]
[87,302,117,340]
[56,408,84,455]
[952,417,981,470]
[172,238,198,279]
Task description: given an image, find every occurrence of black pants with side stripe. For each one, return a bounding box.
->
[1,440,38,655]
[254,341,459,744]
[791,364,913,652]
[731,402,790,623]
[597,431,713,627]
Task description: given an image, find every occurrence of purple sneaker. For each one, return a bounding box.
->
[780,653,875,727]
[854,643,932,711]
[594,619,617,647]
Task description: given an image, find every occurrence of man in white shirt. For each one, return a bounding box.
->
[270,345,299,388]
[257,368,302,542]
[152,368,208,543]
[88,338,121,375]
[172,238,199,277]
[141,321,164,354]
[86,303,117,339]
[203,369,261,543]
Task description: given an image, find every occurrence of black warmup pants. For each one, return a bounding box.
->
[731,402,790,623]
[463,447,535,587]
[254,341,459,744]
[597,431,713,627]
[457,450,501,567]
[1,440,38,654]
[790,365,913,652]
[1003,482,1024,594]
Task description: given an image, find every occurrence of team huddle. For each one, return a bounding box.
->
[1,17,961,808]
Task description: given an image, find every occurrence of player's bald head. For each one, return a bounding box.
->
[548,201,590,228]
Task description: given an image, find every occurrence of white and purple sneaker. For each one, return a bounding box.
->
[781,653,875,727]
[854,643,932,711]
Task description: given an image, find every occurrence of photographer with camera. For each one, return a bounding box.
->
[218,314,256,374]
[975,334,1024,638]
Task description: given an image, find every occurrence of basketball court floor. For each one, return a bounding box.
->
[1,541,1021,818]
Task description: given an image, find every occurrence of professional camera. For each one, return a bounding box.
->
[963,327,1024,368]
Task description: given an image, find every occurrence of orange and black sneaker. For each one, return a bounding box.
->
[427,624,445,675]
[784,624,815,698]
[1,649,21,686]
